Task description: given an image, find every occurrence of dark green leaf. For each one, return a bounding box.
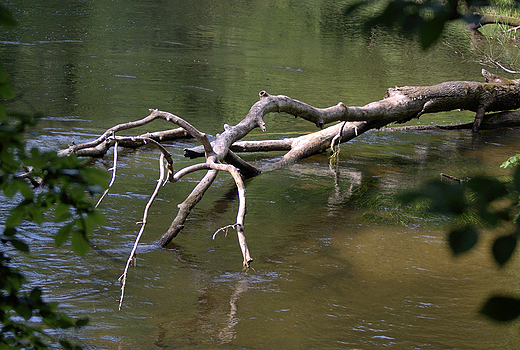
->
[55,313,76,329]
[71,231,89,256]
[75,318,89,327]
[59,340,74,350]
[54,202,71,222]
[17,180,34,200]
[3,226,17,236]
[55,224,72,247]
[6,204,28,228]
[28,206,45,224]
[448,225,478,254]
[3,180,19,198]
[0,82,14,100]
[480,296,520,322]
[29,288,42,300]
[15,304,32,321]
[492,235,517,266]
[81,167,110,188]
[10,237,29,252]
[87,210,105,225]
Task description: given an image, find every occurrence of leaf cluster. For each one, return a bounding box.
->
[399,167,520,322]
[501,153,520,168]
[346,0,495,48]
[0,6,108,349]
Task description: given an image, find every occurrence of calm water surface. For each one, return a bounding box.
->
[2,0,520,349]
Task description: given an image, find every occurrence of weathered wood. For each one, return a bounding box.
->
[59,70,520,256]
[58,127,190,157]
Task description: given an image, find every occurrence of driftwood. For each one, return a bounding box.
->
[60,70,520,306]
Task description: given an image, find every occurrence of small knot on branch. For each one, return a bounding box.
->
[338,102,347,110]
[259,91,269,99]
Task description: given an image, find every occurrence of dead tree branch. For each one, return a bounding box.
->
[118,154,166,310]
[60,69,520,274]
[95,140,119,208]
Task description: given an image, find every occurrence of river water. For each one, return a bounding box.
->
[2,0,520,349]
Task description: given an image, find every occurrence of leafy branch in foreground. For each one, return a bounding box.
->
[345,0,493,48]
[399,166,520,322]
[0,6,108,348]
[1,87,107,350]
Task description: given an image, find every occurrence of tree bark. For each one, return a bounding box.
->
[60,70,520,261]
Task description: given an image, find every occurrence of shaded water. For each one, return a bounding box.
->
[2,0,520,348]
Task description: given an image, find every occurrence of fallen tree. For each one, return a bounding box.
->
[465,12,520,34]
[59,69,520,307]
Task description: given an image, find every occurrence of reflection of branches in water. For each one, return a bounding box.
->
[215,277,249,343]
[153,272,250,347]
[327,158,357,210]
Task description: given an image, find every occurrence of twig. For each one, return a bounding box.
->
[330,121,348,155]
[490,58,520,74]
[118,154,165,310]
[135,136,175,182]
[209,164,250,260]
[95,141,118,208]
[440,173,464,183]
[213,223,240,240]
[482,53,520,74]
[110,136,175,182]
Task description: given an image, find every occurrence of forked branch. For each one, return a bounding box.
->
[59,70,520,291]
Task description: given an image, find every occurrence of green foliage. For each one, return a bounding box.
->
[0,5,108,349]
[346,0,493,48]
[399,166,520,322]
[501,154,520,168]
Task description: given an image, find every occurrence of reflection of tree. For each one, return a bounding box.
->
[153,270,251,347]
[215,277,249,343]
[327,159,357,209]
